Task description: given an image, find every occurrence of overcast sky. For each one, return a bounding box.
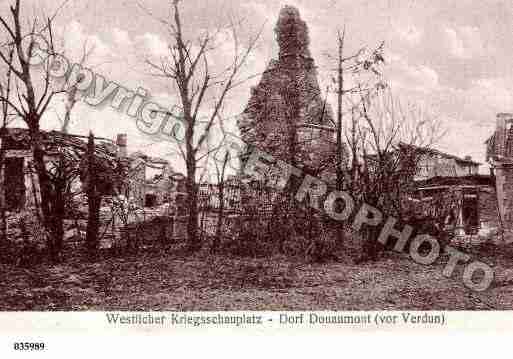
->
[1,0,512,173]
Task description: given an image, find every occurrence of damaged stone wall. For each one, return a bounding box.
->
[238,6,337,175]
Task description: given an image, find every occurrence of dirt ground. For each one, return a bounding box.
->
[1,243,512,311]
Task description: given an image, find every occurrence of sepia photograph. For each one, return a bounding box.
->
[0,0,511,315]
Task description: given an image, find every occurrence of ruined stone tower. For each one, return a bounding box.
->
[238,6,337,175]
[488,113,513,236]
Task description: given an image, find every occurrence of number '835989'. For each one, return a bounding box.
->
[13,342,45,351]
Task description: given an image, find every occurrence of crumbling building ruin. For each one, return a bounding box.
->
[238,6,338,176]
[486,112,513,238]
[228,6,343,248]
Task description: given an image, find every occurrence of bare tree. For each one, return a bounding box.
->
[59,43,94,134]
[345,87,446,261]
[144,0,262,252]
[0,0,112,262]
[308,26,386,246]
[209,125,231,254]
[0,0,59,260]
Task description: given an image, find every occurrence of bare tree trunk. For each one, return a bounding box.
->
[52,174,66,258]
[0,134,7,243]
[29,125,64,262]
[32,150,67,262]
[185,161,199,252]
[86,195,101,257]
[212,152,229,254]
[186,204,199,248]
[335,29,346,245]
[212,181,224,254]
[0,47,12,244]
[0,0,69,262]
[85,133,101,258]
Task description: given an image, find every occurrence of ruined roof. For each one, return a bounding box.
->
[0,128,176,170]
[414,174,494,188]
[129,150,170,170]
[486,122,513,161]
[0,127,118,163]
[398,142,481,165]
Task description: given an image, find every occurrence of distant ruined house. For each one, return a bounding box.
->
[0,129,184,212]
[399,114,513,240]
[409,144,481,180]
[0,128,121,212]
[411,170,497,238]
[367,142,498,237]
